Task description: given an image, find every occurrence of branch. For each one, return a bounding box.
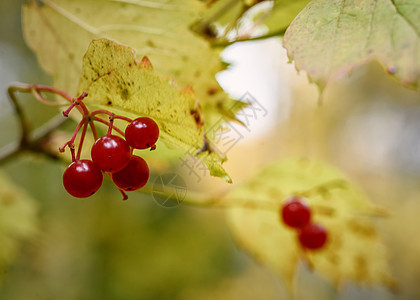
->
[210,28,286,48]
[0,115,69,165]
[7,85,31,148]
[0,84,72,165]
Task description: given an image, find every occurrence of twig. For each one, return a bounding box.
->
[211,28,287,48]
[0,84,72,165]
[7,85,31,148]
[0,114,69,165]
[0,141,20,164]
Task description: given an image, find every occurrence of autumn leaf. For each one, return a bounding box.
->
[283,0,420,91]
[263,0,311,36]
[224,158,395,293]
[192,0,310,44]
[22,0,246,129]
[78,39,231,182]
[0,170,38,283]
[192,0,259,44]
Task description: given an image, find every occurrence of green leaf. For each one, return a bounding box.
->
[225,158,395,293]
[22,0,245,130]
[192,0,310,45]
[264,0,311,36]
[0,170,38,283]
[79,39,231,182]
[283,0,420,91]
[191,0,251,43]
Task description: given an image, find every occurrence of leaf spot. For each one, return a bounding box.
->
[121,88,129,100]
[207,87,217,95]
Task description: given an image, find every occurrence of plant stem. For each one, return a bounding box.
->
[31,88,63,106]
[107,114,114,135]
[0,115,69,165]
[33,84,73,101]
[76,122,88,161]
[0,84,74,165]
[0,141,20,164]
[7,85,31,148]
[211,28,286,48]
[93,116,125,137]
[59,117,86,152]
[91,109,133,123]
[89,121,99,141]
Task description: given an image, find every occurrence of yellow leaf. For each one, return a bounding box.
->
[79,39,231,182]
[225,158,395,293]
[22,0,246,129]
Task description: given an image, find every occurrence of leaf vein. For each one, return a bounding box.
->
[41,0,102,35]
[389,0,420,37]
[363,0,378,55]
[328,0,346,78]
[35,1,80,74]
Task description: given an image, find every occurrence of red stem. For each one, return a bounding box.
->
[62,91,90,117]
[119,189,128,201]
[59,117,86,152]
[33,84,73,102]
[107,114,114,135]
[89,121,99,141]
[70,144,76,162]
[31,88,62,106]
[62,101,79,117]
[29,84,89,117]
[91,110,133,123]
[75,92,90,116]
[93,117,125,137]
[76,122,88,161]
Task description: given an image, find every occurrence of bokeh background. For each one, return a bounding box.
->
[1,1,420,299]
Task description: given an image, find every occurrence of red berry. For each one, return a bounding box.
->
[63,160,103,198]
[281,197,311,228]
[298,223,328,250]
[125,117,159,150]
[111,155,149,191]
[91,135,131,172]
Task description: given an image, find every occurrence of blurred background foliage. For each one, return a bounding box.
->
[0,1,420,300]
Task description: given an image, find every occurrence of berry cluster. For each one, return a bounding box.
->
[280,196,328,250]
[60,92,159,200]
